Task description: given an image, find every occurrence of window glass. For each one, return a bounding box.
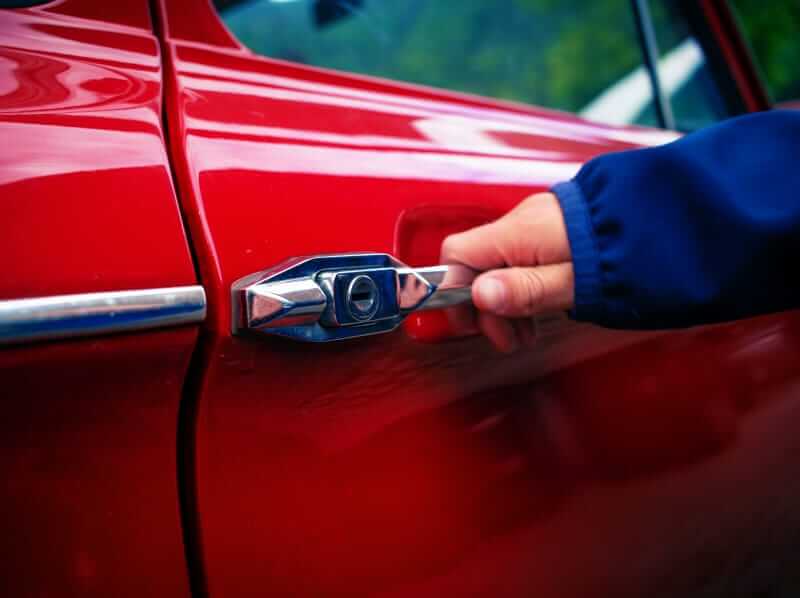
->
[729,0,800,106]
[214,0,654,126]
[646,1,737,130]
[0,1,51,7]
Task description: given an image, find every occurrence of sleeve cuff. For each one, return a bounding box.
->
[551,180,605,322]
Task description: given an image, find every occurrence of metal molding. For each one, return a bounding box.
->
[0,286,207,345]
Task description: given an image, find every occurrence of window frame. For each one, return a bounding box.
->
[633,0,766,131]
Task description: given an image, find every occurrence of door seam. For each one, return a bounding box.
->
[147,1,210,597]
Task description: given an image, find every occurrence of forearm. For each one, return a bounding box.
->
[553,110,800,329]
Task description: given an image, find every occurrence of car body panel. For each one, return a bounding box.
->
[0,1,196,300]
[0,328,196,597]
[195,314,800,597]
[1,0,797,596]
[156,1,800,597]
[0,2,198,596]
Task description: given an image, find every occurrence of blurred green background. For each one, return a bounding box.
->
[731,0,800,105]
[217,0,799,124]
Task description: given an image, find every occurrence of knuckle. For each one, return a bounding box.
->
[516,269,545,315]
[440,235,462,260]
[497,218,531,265]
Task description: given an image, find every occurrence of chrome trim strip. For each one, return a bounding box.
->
[0,286,206,346]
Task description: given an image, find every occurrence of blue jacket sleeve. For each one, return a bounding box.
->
[552,110,800,329]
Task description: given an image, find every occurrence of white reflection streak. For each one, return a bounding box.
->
[581,38,703,126]
[182,115,573,160]
[0,11,159,68]
[188,135,582,185]
[179,60,678,146]
[0,55,19,97]
[0,122,160,186]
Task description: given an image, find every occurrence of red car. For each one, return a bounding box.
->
[1,0,798,596]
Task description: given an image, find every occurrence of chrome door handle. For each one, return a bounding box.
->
[232,253,475,342]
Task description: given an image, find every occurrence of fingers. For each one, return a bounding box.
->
[473,263,575,318]
[439,191,573,352]
[476,312,517,353]
[477,312,537,353]
[472,262,572,352]
[440,215,516,272]
[440,192,571,270]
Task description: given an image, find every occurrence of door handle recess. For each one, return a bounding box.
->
[232,253,475,342]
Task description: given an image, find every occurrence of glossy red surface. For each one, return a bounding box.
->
[0,0,196,300]
[0,2,199,596]
[195,314,800,597]
[0,328,196,597]
[157,1,800,597]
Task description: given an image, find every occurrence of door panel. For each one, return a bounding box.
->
[157,1,800,596]
[0,329,196,597]
[0,2,198,595]
[0,1,196,300]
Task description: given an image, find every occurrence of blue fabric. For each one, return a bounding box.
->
[552,110,800,329]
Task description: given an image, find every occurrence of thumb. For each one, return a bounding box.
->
[472,263,575,318]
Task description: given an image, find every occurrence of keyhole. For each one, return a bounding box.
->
[346,275,379,321]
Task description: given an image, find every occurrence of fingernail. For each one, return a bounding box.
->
[477,277,506,312]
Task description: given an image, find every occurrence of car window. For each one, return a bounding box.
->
[729,0,800,106]
[644,1,739,131]
[214,0,653,126]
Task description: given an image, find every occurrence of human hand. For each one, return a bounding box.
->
[440,192,575,352]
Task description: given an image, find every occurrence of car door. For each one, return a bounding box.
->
[155,1,800,596]
[0,1,203,596]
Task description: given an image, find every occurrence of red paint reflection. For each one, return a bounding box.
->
[197,313,800,596]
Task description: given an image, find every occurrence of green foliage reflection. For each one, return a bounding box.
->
[221,0,642,114]
[731,0,800,104]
